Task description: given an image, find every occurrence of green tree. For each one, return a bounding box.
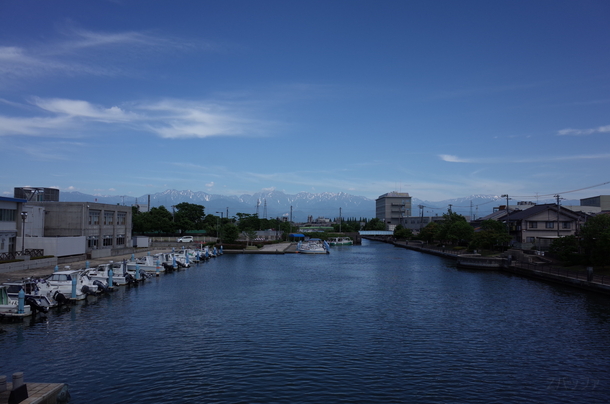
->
[393,224,413,240]
[549,235,581,266]
[174,202,206,232]
[580,215,610,266]
[243,229,258,246]
[470,219,511,250]
[436,212,473,245]
[236,213,261,232]
[221,222,240,243]
[418,222,439,243]
[363,217,386,231]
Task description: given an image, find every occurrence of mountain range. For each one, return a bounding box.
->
[59,190,580,221]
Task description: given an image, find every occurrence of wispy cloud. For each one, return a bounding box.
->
[557,125,610,136]
[0,26,209,85]
[0,97,274,139]
[439,153,610,164]
[33,97,135,122]
[439,154,473,163]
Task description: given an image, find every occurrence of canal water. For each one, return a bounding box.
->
[1,240,610,403]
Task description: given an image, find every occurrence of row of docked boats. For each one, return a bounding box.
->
[0,246,223,321]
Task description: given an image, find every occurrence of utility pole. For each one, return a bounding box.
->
[419,205,425,231]
[448,204,452,214]
[554,194,563,237]
[501,194,510,236]
[339,207,342,233]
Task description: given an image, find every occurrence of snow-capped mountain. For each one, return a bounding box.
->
[59,190,580,221]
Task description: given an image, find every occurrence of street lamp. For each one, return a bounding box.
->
[20,211,28,254]
[216,212,223,242]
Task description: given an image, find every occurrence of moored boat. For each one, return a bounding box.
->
[327,237,353,246]
[297,239,330,254]
[0,285,33,319]
[3,279,57,310]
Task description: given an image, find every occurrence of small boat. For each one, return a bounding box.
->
[37,268,106,302]
[0,285,32,319]
[86,262,136,286]
[297,239,330,254]
[127,255,166,274]
[327,237,353,246]
[3,279,57,310]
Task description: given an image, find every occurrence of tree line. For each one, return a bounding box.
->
[392,211,610,267]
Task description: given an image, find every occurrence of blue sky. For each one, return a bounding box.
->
[1,0,609,202]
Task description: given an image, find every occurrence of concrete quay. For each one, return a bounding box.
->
[0,372,68,404]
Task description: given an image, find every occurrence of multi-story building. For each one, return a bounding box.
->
[375,192,412,229]
[27,201,132,257]
[0,196,27,257]
[580,195,610,211]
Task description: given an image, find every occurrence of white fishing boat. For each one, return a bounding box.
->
[37,268,104,302]
[327,237,353,246]
[86,262,134,286]
[3,279,57,310]
[297,239,330,254]
[127,255,165,274]
[0,285,32,319]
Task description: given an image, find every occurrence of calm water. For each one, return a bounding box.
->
[1,240,610,403]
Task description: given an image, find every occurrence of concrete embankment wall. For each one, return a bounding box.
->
[0,257,58,274]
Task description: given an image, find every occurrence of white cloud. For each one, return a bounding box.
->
[557,125,610,136]
[0,97,272,139]
[439,154,472,163]
[33,97,134,122]
[0,27,208,86]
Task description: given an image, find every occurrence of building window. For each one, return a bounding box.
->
[103,236,113,247]
[528,221,538,229]
[0,209,16,221]
[104,212,114,225]
[116,234,125,246]
[545,222,555,229]
[117,212,126,225]
[89,211,100,226]
[526,237,535,243]
[562,222,571,229]
[88,236,98,249]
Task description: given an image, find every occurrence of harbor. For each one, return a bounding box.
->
[1,239,610,403]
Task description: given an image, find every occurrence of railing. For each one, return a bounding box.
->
[513,261,609,285]
[0,249,45,261]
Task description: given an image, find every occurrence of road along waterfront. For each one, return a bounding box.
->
[1,239,610,403]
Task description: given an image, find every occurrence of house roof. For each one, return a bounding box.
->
[506,203,583,221]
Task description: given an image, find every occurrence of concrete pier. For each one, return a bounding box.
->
[0,381,67,404]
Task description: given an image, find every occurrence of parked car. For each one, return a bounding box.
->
[177,236,194,243]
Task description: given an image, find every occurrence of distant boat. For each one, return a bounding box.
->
[327,237,353,246]
[297,239,330,254]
